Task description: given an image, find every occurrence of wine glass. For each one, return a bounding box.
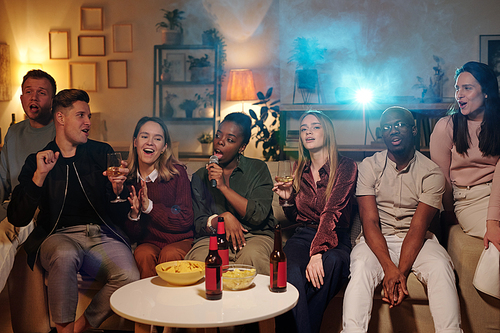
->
[276,160,293,207]
[107,153,127,203]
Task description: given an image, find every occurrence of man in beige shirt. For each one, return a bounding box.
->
[341,106,462,333]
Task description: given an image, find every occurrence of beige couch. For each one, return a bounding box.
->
[7,160,498,332]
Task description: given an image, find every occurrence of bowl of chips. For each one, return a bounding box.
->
[222,264,257,290]
[156,260,205,285]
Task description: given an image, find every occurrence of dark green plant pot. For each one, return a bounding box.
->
[184,108,195,118]
[190,67,212,83]
[296,69,318,90]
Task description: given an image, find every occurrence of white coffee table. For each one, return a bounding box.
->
[110,274,299,333]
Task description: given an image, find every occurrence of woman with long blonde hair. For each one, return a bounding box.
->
[124,117,194,278]
[274,110,357,333]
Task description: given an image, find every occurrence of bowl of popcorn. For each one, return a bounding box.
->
[222,264,257,290]
[156,260,205,286]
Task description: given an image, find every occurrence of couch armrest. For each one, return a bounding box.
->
[7,246,51,333]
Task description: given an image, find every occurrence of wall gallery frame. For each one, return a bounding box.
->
[49,31,69,59]
[480,35,500,67]
[78,36,105,56]
[70,63,97,92]
[0,44,12,101]
[113,24,133,53]
[108,60,128,88]
[81,7,103,31]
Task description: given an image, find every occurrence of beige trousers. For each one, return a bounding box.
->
[453,183,500,299]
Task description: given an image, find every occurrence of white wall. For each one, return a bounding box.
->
[0,0,279,158]
[1,0,499,153]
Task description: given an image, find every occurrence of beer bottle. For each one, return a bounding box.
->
[205,233,222,300]
[217,216,229,267]
[9,114,15,127]
[270,223,287,292]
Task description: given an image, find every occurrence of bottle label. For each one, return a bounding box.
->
[206,267,221,291]
[218,249,229,266]
[277,261,287,287]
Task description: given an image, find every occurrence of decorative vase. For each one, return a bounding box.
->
[199,107,214,118]
[183,108,195,118]
[201,143,212,155]
[161,72,171,82]
[161,30,182,45]
[160,101,175,118]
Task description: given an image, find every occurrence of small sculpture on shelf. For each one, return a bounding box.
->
[187,54,211,82]
[178,99,199,118]
[161,60,172,82]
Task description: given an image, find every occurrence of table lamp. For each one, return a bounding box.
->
[226,69,256,112]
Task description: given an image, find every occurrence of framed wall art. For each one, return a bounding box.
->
[166,53,186,82]
[107,60,128,88]
[113,24,133,53]
[78,36,105,56]
[49,31,69,59]
[81,7,103,31]
[69,62,97,92]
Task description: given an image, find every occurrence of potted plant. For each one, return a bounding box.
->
[249,87,281,161]
[160,91,177,119]
[187,54,211,83]
[195,89,215,118]
[202,28,227,82]
[156,9,184,45]
[178,99,199,118]
[161,59,172,82]
[288,37,326,91]
[413,55,448,103]
[197,132,213,155]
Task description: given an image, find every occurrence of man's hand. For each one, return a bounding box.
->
[381,265,408,308]
[32,150,60,186]
[484,220,500,252]
[305,253,324,288]
[103,160,129,196]
[216,212,247,251]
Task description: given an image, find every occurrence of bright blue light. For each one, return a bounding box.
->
[355,88,373,104]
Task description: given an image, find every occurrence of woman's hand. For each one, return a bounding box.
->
[484,220,500,252]
[138,179,149,212]
[128,185,140,219]
[305,253,324,288]
[272,176,294,200]
[216,212,247,251]
[206,163,225,190]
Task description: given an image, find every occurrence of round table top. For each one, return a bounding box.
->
[110,274,299,328]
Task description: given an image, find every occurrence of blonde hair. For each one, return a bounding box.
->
[294,110,338,201]
[127,117,183,182]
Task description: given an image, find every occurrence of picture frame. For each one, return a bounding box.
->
[78,36,105,56]
[80,7,103,31]
[107,60,128,88]
[69,62,97,92]
[166,53,186,82]
[49,31,69,59]
[480,35,500,79]
[113,24,133,53]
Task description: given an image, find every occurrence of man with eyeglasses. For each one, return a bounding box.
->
[341,106,463,332]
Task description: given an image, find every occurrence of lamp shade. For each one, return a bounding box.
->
[226,69,256,101]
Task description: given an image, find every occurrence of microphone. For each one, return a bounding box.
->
[209,155,219,188]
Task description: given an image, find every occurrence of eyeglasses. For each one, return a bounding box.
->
[381,121,411,132]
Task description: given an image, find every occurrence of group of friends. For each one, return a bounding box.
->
[0,60,498,333]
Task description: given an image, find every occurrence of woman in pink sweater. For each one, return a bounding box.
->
[125,117,194,278]
[430,61,500,299]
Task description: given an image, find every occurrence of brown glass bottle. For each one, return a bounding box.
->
[217,216,229,267]
[270,223,287,292]
[9,114,15,127]
[205,233,222,300]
